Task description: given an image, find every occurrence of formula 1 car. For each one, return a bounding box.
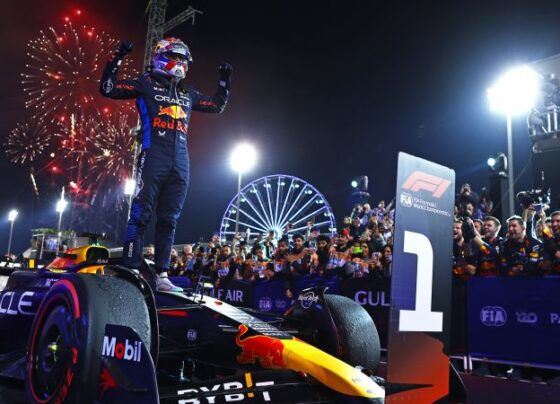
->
[0,245,385,403]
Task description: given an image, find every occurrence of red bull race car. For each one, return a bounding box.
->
[0,245,385,403]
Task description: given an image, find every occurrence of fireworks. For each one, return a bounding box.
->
[4,119,51,165]
[21,22,137,120]
[87,112,136,190]
[55,112,102,167]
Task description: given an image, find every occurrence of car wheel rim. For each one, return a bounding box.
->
[31,304,73,400]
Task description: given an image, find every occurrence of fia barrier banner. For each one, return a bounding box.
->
[340,277,391,348]
[387,153,455,403]
[205,280,254,307]
[467,276,560,367]
[253,279,292,313]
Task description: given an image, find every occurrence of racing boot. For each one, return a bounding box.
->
[156,272,183,293]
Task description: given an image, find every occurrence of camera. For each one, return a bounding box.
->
[516,188,550,209]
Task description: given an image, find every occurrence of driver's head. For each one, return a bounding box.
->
[152,37,192,79]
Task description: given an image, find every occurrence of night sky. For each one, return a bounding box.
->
[2,0,560,253]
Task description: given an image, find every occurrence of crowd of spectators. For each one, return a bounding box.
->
[452,183,560,280]
[156,180,560,296]
[146,199,397,298]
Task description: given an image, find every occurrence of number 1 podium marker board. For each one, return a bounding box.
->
[386,152,455,403]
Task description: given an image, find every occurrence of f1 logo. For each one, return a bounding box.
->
[402,171,451,198]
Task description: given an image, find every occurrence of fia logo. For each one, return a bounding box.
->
[480,306,507,327]
[400,192,413,208]
[187,329,197,342]
[258,297,272,311]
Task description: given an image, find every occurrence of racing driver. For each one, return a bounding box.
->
[100,38,232,292]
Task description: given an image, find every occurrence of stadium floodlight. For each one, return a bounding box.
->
[487,66,540,216]
[487,66,540,117]
[230,143,257,174]
[8,210,18,222]
[7,209,18,255]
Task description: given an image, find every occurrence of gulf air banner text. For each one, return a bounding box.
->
[387,152,455,403]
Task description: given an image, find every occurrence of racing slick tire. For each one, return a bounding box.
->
[323,294,381,372]
[25,274,151,403]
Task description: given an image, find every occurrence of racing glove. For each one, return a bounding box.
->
[218,62,233,89]
[115,41,134,59]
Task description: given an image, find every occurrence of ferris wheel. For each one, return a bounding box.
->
[219,174,337,244]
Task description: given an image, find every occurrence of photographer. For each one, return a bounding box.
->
[456,183,479,211]
[499,216,544,277]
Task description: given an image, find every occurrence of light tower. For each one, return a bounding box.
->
[142,1,203,73]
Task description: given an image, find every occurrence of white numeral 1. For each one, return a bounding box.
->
[399,231,443,332]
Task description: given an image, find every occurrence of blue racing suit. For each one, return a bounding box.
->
[99,56,230,272]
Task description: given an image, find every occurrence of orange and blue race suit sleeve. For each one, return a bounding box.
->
[99,57,143,99]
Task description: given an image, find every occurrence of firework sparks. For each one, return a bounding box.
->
[4,119,51,165]
[88,112,136,188]
[55,112,102,167]
[21,22,137,120]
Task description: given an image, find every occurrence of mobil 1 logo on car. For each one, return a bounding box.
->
[98,324,159,403]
